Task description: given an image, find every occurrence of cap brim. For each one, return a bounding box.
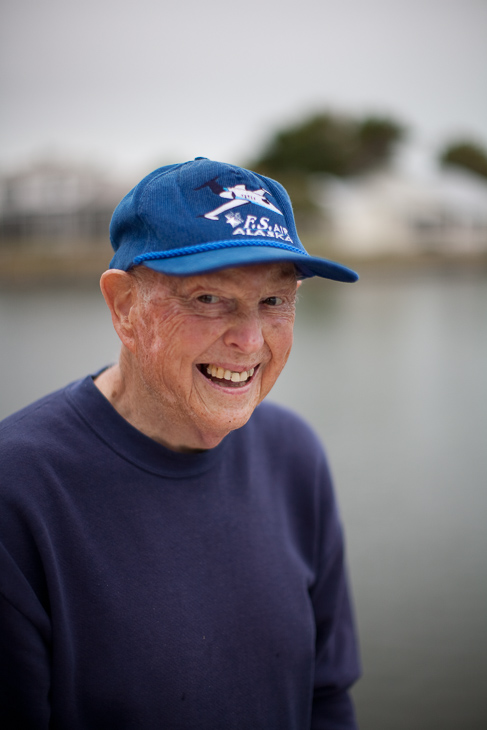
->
[140,245,358,283]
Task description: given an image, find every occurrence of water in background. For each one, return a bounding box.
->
[1,268,486,729]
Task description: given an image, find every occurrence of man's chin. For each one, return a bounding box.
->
[191,407,256,449]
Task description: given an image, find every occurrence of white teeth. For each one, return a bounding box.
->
[204,364,256,383]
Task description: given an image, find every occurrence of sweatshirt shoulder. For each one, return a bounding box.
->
[250,399,319,435]
[245,399,325,458]
[0,381,86,469]
[0,385,70,438]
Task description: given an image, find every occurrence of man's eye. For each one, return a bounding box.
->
[197,294,220,304]
[262,296,283,306]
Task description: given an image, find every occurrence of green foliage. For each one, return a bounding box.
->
[440,140,487,180]
[251,112,405,178]
[354,118,405,173]
[249,111,405,228]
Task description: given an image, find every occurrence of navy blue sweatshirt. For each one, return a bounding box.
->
[0,375,360,729]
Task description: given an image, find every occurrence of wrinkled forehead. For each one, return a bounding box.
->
[132,261,298,294]
[190,262,298,285]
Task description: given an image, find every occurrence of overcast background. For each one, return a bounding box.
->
[1,3,487,729]
[1,0,486,179]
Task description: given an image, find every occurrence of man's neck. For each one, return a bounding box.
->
[93,364,225,453]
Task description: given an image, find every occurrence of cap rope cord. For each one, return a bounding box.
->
[134,239,311,264]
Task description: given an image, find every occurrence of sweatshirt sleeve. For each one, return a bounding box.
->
[309,453,361,730]
[0,541,52,729]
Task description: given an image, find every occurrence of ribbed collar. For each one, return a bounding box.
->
[65,375,231,478]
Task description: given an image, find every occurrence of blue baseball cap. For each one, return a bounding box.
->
[109,157,358,283]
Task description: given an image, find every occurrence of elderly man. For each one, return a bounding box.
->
[0,158,360,729]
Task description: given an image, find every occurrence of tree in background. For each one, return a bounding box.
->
[252,112,404,177]
[439,140,487,181]
[248,111,404,229]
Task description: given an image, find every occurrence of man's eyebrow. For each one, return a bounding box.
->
[271,270,299,284]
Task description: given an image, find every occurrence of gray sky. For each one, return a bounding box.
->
[1,0,486,180]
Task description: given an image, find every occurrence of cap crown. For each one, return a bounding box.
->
[109,158,303,270]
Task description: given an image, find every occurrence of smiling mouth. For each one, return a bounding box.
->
[198,363,257,388]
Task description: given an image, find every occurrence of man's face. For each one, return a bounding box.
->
[128,263,298,450]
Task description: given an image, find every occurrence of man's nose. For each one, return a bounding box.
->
[222,312,265,353]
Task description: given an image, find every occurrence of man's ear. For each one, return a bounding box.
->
[100,269,138,351]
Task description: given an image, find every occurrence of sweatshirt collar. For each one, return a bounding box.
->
[65,374,230,478]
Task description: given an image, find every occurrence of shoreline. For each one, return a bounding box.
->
[0,245,486,288]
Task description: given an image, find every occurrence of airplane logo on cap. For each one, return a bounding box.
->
[195,177,283,221]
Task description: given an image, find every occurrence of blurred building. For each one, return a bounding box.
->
[2,159,487,260]
[319,167,487,256]
[0,161,126,249]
